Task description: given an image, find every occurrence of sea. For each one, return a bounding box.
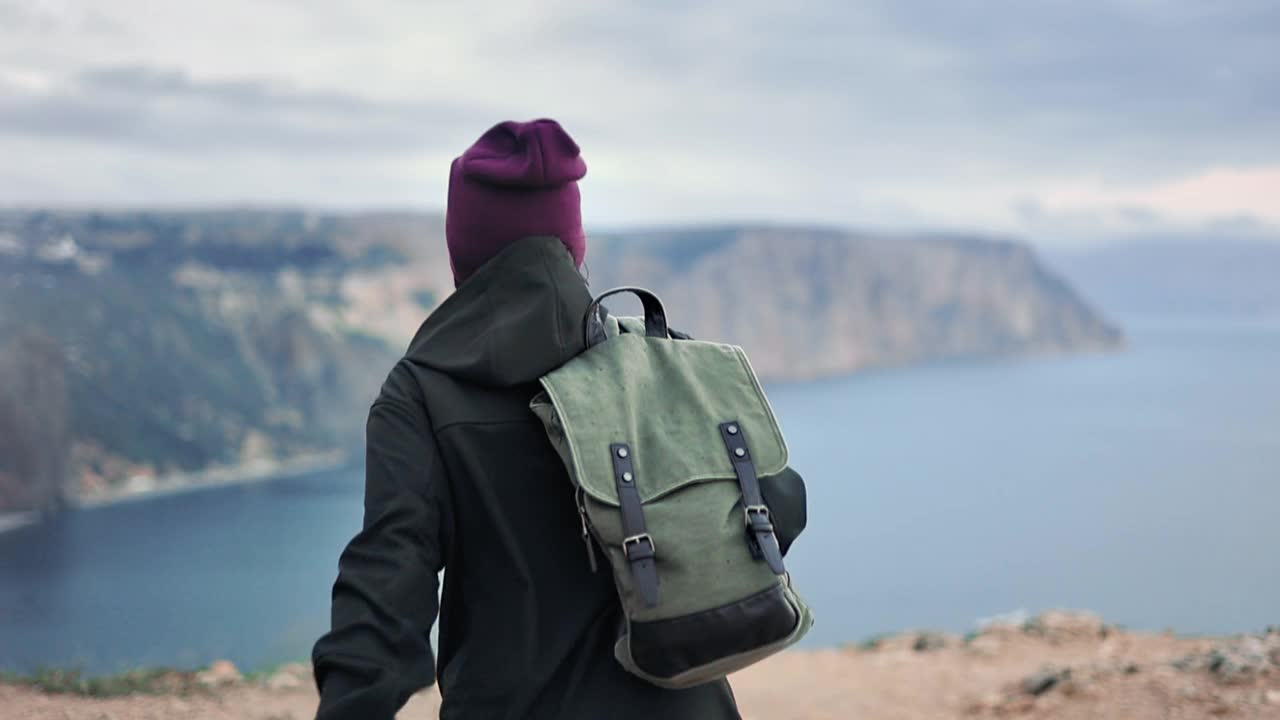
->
[2,315,1278,675]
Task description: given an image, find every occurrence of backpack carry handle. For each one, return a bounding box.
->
[583,286,670,347]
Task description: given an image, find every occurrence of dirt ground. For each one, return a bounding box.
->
[5,612,1279,719]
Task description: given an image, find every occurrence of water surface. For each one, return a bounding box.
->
[2,317,1277,674]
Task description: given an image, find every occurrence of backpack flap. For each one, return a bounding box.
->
[537,333,789,508]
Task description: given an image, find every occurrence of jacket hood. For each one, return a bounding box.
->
[405,235,593,387]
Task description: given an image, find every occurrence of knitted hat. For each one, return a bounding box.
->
[445,119,587,285]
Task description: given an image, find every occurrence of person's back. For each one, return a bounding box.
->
[311,120,796,719]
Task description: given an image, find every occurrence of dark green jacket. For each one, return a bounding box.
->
[312,237,807,719]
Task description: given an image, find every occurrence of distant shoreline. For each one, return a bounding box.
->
[69,451,353,510]
[0,511,40,534]
[0,451,354,534]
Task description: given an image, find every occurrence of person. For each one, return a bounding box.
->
[312,119,805,719]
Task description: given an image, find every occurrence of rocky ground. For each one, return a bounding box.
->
[4,612,1279,719]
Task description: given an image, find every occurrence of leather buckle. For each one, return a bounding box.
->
[622,533,656,560]
[744,505,772,530]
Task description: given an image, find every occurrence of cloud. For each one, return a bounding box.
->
[0,0,127,36]
[1036,167,1280,226]
[0,0,1276,239]
[0,64,478,152]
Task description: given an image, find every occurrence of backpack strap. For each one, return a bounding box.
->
[720,422,786,575]
[584,287,669,348]
[611,442,659,607]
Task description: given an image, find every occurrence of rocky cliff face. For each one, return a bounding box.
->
[588,227,1122,380]
[0,210,404,512]
[0,210,1120,512]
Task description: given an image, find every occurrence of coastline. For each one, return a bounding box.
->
[0,451,354,535]
[0,510,40,534]
[69,450,354,510]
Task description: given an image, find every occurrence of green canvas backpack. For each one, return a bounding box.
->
[530,287,814,689]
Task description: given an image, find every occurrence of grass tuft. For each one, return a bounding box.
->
[1,667,198,698]
[856,633,890,652]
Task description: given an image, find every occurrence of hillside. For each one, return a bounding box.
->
[590,226,1122,379]
[0,210,1120,513]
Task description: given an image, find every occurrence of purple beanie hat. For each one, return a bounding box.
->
[446,119,588,285]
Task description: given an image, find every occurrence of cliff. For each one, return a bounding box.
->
[0,210,1120,512]
[589,226,1122,379]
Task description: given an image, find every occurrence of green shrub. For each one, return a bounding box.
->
[1,667,195,697]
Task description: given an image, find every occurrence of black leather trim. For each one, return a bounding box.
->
[629,583,798,679]
[583,287,669,347]
[720,422,786,575]
[611,442,659,607]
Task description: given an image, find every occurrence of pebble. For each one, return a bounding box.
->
[195,659,241,686]
[1022,667,1069,696]
[1024,610,1105,641]
[913,632,948,652]
[266,670,303,690]
[965,634,1003,657]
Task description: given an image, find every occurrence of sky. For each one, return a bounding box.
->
[1,0,1277,245]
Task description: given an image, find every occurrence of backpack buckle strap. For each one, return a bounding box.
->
[623,533,656,560]
[720,422,787,576]
[611,443,660,607]
[743,506,775,562]
[744,505,773,531]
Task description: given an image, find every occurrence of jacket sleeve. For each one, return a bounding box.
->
[760,467,807,556]
[312,366,449,720]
